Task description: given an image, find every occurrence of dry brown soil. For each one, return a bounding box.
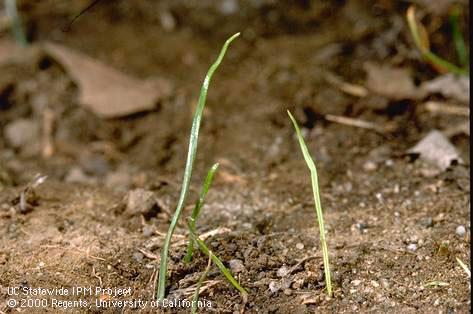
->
[0,1,470,313]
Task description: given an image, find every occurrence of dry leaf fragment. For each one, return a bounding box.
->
[407,129,463,171]
[42,42,172,118]
[364,62,425,100]
[420,74,470,104]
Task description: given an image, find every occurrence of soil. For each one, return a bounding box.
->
[0,1,470,313]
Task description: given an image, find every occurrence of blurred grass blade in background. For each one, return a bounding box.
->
[5,0,27,46]
[406,5,468,75]
[449,5,469,68]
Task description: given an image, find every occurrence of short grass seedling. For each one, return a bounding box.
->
[157,33,240,301]
[287,110,333,298]
[184,164,247,296]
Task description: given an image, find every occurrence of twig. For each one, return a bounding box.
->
[92,266,103,286]
[325,114,395,133]
[287,254,322,276]
[424,101,469,116]
[138,248,160,260]
[41,108,55,158]
[324,72,368,97]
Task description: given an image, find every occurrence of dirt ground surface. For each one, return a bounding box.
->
[0,1,470,313]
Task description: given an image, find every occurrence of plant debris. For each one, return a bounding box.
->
[42,42,172,118]
[407,129,463,171]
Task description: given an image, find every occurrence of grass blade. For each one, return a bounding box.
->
[406,5,467,75]
[456,257,471,278]
[191,251,213,314]
[5,0,28,46]
[157,32,240,301]
[449,6,468,67]
[187,219,247,295]
[185,163,220,263]
[423,281,450,288]
[287,110,333,298]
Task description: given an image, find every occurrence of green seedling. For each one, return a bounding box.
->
[4,0,27,46]
[185,163,246,296]
[157,32,240,301]
[191,252,212,314]
[185,163,219,263]
[187,220,247,296]
[406,5,468,75]
[287,111,332,298]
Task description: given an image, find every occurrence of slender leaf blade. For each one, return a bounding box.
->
[157,33,240,301]
[185,163,220,263]
[287,110,333,298]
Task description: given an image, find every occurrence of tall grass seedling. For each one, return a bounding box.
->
[157,33,240,301]
[287,110,333,298]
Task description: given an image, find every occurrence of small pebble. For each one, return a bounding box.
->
[355,222,369,233]
[455,225,466,237]
[125,189,157,216]
[283,288,292,296]
[277,265,290,277]
[159,11,176,31]
[380,278,390,289]
[142,226,154,237]
[295,242,304,250]
[4,119,39,148]
[133,252,144,262]
[351,279,362,286]
[219,0,239,15]
[419,217,433,228]
[80,154,109,177]
[229,259,245,274]
[407,243,417,252]
[105,169,131,191]
[363,160,377,171]
[65,167,92,184]
[268,281,279,293]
